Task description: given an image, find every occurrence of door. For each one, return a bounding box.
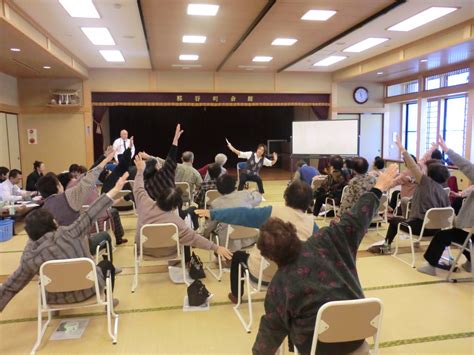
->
[6,114,21,170]
[0,113,8,168]
[359,113,383,166]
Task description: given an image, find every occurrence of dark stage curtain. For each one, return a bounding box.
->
[108,106,293,168]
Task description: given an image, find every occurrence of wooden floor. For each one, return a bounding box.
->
[0,180,473,354]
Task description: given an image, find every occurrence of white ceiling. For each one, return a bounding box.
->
[287,0,474,72]
[12,0,151,69]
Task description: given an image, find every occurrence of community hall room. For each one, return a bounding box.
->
[0,0,473,354]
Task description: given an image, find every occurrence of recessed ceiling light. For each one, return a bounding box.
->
[313,55,346,66]
[387,7,457,32]
[59,0,100,18]
[187,4,219,16]
[301,10,337,21]
[172,64,202,68]
[179,54,199,61]
[238,65,267,69]
[272,38,298,46]
[377,72,383,75]
[43,66,51,69]
[182,35,207,44]
[253,56,273,62]
[81,27,115,45]
[420,59,428,63]
[10,48,21,52]
[99,50,125,62]
[343,37,389,53]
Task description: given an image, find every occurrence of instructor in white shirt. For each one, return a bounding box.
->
[112,129,135,161]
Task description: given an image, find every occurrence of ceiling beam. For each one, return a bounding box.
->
[277,0,407,73]
[216,0,276,72]
[137,0,153,68]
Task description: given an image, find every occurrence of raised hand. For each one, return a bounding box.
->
[438,134,449,153]
[395,134,404,151]
[107,172,130,198]
[104,145,114,157]
[135,154,146,171]
[130,136,134,148]
[216,246,233,261]
[173,124,184,145]
[140,151,152,160]
[374,164,398,192]
[99,147,117,168]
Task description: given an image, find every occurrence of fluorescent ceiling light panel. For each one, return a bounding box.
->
[43,66,51,69]
[253,56,273,62]
[343,37,389,53]
[313,55,346,66]
[99,50,125,62]
[179,54,199,61]
[187,4,219,16]
[272,38,298,46]
[388,7,457,32]
[301,10,336,21]
[182,35,207,44]
[81,27,115,45]
[10,48,21,52]
[59,0,100,18]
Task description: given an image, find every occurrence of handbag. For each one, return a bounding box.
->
[187,280,210,307]
[189,252,206,280]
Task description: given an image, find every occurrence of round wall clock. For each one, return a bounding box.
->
[353,87,369,104]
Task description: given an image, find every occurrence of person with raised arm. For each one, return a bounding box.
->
[227,141,278,194]
[417,135,474,275]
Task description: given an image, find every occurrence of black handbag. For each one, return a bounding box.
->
[187,280,210,307]
[189,252,206,280]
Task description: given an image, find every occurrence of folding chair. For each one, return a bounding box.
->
[176,182,192,208]
[234,257,278,333]
[206,224,259,281]
[305,298,383,355]
[237,162,257,190]
[392,207,455,268]
[32,258,118,354]
[114,190,136,215]
[80,205,112,264]
[132,223,189,292]
[323,185,349,221]
[370,195,388,237]
[447,227,474,283]
[204,189,221,210]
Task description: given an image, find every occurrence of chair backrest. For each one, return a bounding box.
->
[40,258,98,294]
[176,182,192,202]
[312,298,383,352]
[227,224,259,240]
[340,185,349,201]
[443,187,450,195]
[311,176,327,191]
[204,189,221,210]
[114,189,132,199]
[423,207,455,231]
[140,223,179,249]
[378,195,388,214]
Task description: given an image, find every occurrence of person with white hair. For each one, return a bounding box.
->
[198,153,228,182]
[112,129,135,161]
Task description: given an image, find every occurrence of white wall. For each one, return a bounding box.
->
[0,72,19,107]
[331,81,385,117]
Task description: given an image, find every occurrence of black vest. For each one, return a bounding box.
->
[244,153,264,176]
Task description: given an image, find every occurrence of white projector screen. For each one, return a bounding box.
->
[292,120,359,155]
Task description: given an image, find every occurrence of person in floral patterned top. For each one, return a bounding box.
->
[252,165,398,355]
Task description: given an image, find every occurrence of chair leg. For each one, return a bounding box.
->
[409,235,416,268]
[233,265,253,333]
[206,235,223,281]
[31,291,50,355]
[447,234,473,282]
[105,276,118,344]
[131,244,139,293]
[181,246,190,286]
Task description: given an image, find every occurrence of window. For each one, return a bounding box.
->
[424,68,470,91]
[442,95,468,155]
[387,80,419,97]
[402,102,418,154]
[425,100,439,151]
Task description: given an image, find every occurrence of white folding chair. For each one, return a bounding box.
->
[32,258,118,354]
[132,223,189,292]
[370,195,388,237]
[306,298,384,355]
[443,187,451,195]
[323,185,349,221]
[114,190,136,215]
[204,189,221,210]
[392,207,455,268]
[447,227,474,283]
[237,162,258,190]
[81,205,112,263]
[176,182,192,208]
[234,257,278,333]
[206,224,259,281]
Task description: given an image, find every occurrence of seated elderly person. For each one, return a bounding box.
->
[369,156,385,178]
[26,160,46,192]
[203,174,262,252]
[0,166,9,183]
[338,157,376,216]
[0,173,128,312]
[196,180,317,304]
[369,136,450,254]
[293,160,319,186]
[37,151,117,265]
[0,169,33,202]
[251,165,397,354]
[198,153,228,181]
[133,154,232,262]
[418,136,474,276]
[193,163,222,209]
